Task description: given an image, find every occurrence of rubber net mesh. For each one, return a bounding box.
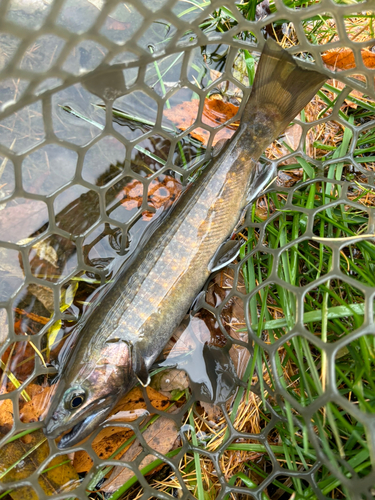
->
[0,0,375,498]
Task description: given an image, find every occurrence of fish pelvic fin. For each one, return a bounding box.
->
[241,39,327,151]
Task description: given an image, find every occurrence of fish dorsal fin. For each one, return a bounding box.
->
[132,346,150,387]
[209,239,244,273]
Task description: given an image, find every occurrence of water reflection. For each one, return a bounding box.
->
[161,269,249,405]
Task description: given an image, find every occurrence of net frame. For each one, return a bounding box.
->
[0,0,375,499]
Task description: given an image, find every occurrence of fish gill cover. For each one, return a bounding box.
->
[0,1,375,499]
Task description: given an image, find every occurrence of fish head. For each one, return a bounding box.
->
[44,339,135,449]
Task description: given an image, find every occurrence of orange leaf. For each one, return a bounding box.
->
[116,176,182,221]
[362,49,375,69]
[322,48,356,70]
[13,308,50,326]
[163,97,239,146]
[73,386,170,473]
[0,429,79,499]
[322,48,375,70]
[19,385,56,424]
[102,415,178,493]
[0,396,13,435]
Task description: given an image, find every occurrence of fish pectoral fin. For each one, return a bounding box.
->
[230,162,277,235]
[209,239,244,273]
[246,161,277,205]
[212,138,229,157]
[190,290,206,315]
[132,347,150,387]
[135,373,150,387]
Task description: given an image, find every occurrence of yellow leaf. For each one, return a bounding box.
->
[61,282,79,312]
[0,430,79,499]
[46,281,79,358]
[17,238,59,268]
[46,320,62,360]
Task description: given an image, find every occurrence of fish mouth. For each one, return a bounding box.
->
[44,405,112,449]
[56,406,111,449]
[57,419,87,449]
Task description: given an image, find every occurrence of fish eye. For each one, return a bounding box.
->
[65,390,86,410]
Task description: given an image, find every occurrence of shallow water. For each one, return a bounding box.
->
[0,1,245,467]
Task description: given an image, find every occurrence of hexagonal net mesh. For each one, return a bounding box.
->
[0,0,375,498]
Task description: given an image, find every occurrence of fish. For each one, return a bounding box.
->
[44,39,326,449]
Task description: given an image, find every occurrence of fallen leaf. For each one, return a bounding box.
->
[102,415,179,493]
[361,49,375,69]
[17,239,58,268]
[150,368,189,394]
[0,396,13,435]
[322,47,375,71]
[28,284,54,313]
[73,427,134,473]
[163,98,239,146]
[0,309,8,345]
[19,385,56,424]
[284,123,302,151]
[112,386,170,415]
[115,176,182,221]
[322,48,356,70]
[209,69,222,82]
[200,401,222,422]
[73,386,170,473]
[327,78,374,109]
[0,429,79,500]
[13,308,50,326]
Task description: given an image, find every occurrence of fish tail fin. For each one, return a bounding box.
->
[241,39,326,148]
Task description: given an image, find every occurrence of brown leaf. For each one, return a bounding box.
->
[163,98,239,146]
[150,368,189,394]
[19,385,56,423]
[322,48,375,71]
[205,269,250,378]
[28,284,54,313]
[0,429,79,499]
[13,308,50,326]
[102,415,178,493]
[112,386,170,415]
[322,48,356,70]
[73,427,134,473]
[362,49,375,69]
[326,78,374,109]
[73,386,170,473]
[284,123,302,151]
[0,396,13,434]
[200,401,222,422]
[115,176,182,221]
[0,309,8,346]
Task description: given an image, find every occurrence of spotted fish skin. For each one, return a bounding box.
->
[44,40,326,449]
